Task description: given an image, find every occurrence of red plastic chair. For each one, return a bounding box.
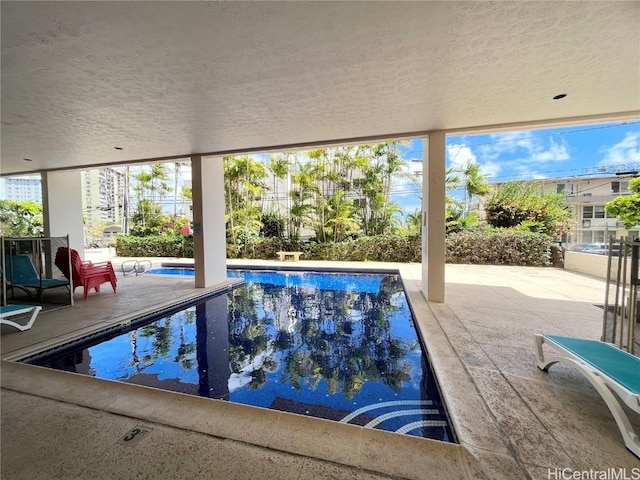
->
[55,247,117,300]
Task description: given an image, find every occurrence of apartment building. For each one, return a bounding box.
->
[0,175,42,203]
[537,175,639,246]
[81,168,126,235]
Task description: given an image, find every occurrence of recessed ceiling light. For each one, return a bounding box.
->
[114,146,123,150]
[553,93,567,100]
[23,158,33,162]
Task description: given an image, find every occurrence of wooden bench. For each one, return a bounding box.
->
[276,251,303,262]
[534,334,640,458]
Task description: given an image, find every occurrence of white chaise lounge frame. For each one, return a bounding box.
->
[0,305,42,332]
[534,334,640,458]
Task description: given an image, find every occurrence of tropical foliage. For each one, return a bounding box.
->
[606,177,640,228]
[113,148,555,266]
[446,229,553,266]
[483,182,573,237]
[223,143,411,248]
[127,163,191,237]
[0,200,43,237]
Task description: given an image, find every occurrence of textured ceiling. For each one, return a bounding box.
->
[1,1,639,175]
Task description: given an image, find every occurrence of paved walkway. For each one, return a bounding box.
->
[1,260,638,479]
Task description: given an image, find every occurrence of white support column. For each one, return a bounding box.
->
[422,132,446,302]
[42,170,85,256]
[191,155,227,287]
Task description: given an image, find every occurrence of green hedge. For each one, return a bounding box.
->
[306,235,421,262]
[115,235,193,258]
[227,238,302,260]
[445,230,552,266]
[115,230,552,266]
[226,235,421,262]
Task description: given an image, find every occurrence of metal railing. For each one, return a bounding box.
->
[1,235,74,307]
[602,236,639,355]
[120,259,152,276]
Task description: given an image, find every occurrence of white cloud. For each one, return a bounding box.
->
[599,132,640,166]
[474,131,570,166]
[447,144,477,170]
[479,160,502,179]
[511,164,549,180]
[448,130,573,183]
[249,153,270,164]
[477,131,534,160]
[529,139,570,163]
[447,143,502,179]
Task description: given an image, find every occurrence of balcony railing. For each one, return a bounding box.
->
[565,194,622,204]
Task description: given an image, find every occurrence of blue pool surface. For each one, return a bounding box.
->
[29,269,455,442]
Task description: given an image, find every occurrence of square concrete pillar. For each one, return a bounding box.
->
[191,155,227,287]
[42,170,85,256]
[422,132,446,303]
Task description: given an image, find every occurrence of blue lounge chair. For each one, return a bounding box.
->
[0,304,43,331]
[4,254,69,300]
[534,334,640,458]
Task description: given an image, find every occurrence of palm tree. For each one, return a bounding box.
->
[289,160,317,241]
[325,190,360,242]
[269,154,289,214]
[445,166,461,192]
[172,161,189,218]
[149,163,171,204]
[404,209,422,236]
[224,156,267,244]
[461,162,489,217]
[180,185,192,217]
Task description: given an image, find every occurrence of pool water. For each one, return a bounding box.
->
[28,269,455,442]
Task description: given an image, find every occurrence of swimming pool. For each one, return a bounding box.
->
[27,269,455,442]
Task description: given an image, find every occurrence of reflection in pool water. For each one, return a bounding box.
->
[31,270,455,441]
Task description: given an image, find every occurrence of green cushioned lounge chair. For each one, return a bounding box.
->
[534,334,640,458]
[4,254,69,300]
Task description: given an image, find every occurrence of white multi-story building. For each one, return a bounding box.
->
[529,175,639,246]
[1,169,126,243]
[81,168,126,227]
[0,175,42,203]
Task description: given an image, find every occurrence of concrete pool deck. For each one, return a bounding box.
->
[1,259,639,479]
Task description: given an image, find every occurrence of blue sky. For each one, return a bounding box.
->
[394,120,640,214]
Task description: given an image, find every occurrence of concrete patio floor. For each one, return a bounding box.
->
[1,259,638,479]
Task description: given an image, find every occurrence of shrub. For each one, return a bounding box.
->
[115,235,193,258]
[484,182,573,237]
[115,230,551,266]
[304,235,421,262]
[0,200,43,237]
[445,229,552,266]
[259,212,285,238]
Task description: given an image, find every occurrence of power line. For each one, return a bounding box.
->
[452,121,639,149]
[488,162,640,181]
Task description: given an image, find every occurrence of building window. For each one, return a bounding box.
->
[582,231,607,244]
[612,181,620,193]
[583,205,608,219]
[557,183,574,194]
[612,181,630,194]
